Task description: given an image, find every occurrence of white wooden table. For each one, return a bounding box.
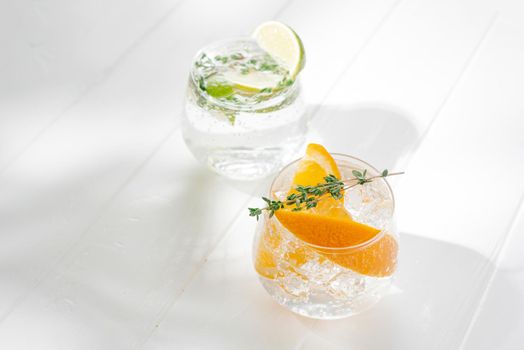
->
[1,0,524,349]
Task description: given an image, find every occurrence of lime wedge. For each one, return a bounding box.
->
[252,21,305,79]
[222,70,282,94]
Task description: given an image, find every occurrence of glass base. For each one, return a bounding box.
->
[259,275,392,319]
[206,147,291,180]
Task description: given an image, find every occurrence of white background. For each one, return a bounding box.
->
[1,0,524,349]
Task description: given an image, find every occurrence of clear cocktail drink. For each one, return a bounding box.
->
[182,38,307,180]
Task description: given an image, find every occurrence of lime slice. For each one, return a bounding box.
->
[205,79,234,98]
[222,70,282,94]
[252,21,305,78]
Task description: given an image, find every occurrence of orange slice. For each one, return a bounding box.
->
[292,143,341,185]
[275,210,379,248]
[330,234,398,277]
[275,209,397,277]
[289,144,350,219]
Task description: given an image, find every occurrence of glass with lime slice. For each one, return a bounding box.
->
[182,22,307,180]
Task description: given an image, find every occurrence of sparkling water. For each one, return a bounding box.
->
[182,38,307,180]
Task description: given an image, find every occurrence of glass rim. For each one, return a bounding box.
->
[189,37,300,112]
[268,152,395,252]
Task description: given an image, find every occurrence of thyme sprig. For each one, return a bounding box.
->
[248,170,404,220]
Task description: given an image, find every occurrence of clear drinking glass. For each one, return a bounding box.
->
[182,38,307,180]
[253,154,398,319]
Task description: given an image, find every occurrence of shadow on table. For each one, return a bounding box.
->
[295,233,522,350]
[224,103,419,197]
[308,103,419,170]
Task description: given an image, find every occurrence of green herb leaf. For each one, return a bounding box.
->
[259,62,278,71]
[214,55,229,64]
[230,53,244,60]
[248,207,262,221]
[198,76,206,91]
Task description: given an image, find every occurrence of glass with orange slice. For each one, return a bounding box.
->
[253,144,398,319]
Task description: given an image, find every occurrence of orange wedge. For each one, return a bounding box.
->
[275,209,397,277]
[275,210,379,248]
[330,234,398,277]
[292,143,341,185]
[289,144,351,219]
